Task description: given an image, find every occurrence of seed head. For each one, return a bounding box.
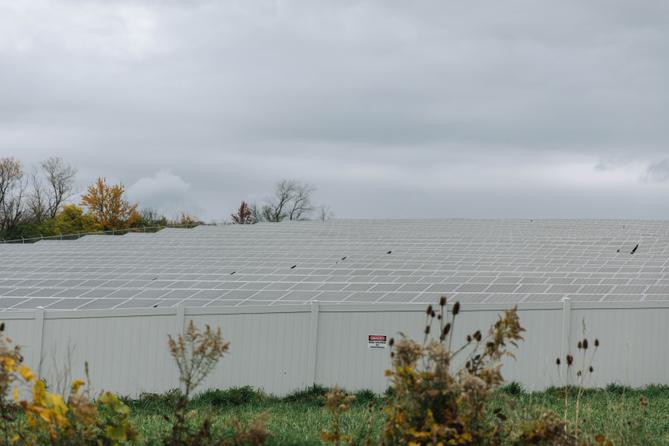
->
[594,339,600,347]
[424,325,430,335]
[577,341,582,349]
[589,366,594,373]
[440,324,451,341]
[566,354,574,366]
[582,339,588,350]
[389,337,394,347]
[556,358,561,366]
[431,310,436,318]
[426,305,433,316]
[439,296,447,307]
[466,335,472,343]
[473,330,482,342]
[0,322,4,332]
[452,301,461,316]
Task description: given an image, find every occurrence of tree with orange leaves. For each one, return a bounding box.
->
[80,177,140,230]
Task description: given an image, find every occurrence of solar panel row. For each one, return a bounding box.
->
[1,219,668,310]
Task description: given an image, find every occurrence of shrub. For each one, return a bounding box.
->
[380,299,530,445]
[122,389,183,412]
[353,389,379,406]
[501,381,525,396]
[283,384,331,405]
[0,323,137,446]
[194,386,267,408]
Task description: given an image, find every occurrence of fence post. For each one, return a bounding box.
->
[176,303,186,335]
[35,308,46,378]
[306,301,320,386]
[560,297,572,366]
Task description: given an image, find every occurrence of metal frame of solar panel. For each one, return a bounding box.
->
[1,219,668,311]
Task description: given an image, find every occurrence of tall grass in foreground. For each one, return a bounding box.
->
[124,387,669,446]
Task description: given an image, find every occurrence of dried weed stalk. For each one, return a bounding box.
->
[168,321,230,399]
[166,320,230,446]
[555,319,600,438]
[321,386,356,445]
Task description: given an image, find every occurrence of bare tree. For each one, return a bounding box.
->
[27,169,48,223]
[0,157,26,236]
[139,207,167,226]
[261,180,295,222]
[287,182,315,221]
[261,179,315,222]
[41,157,76,219]
[250,202,262,223]
[318,205,334,222]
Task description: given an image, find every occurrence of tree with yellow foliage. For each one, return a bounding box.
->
[54,204,100,234]
[80,177,140,230]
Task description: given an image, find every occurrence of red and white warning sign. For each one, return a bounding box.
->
[368,335,387,349]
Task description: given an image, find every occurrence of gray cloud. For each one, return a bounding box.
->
[645,159,669,183]
[127,170,200,218]
[2,0,669,220]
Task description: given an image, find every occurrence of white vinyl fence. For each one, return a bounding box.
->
[2,301,669,396]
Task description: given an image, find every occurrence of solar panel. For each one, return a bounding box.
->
[1,219,669,310]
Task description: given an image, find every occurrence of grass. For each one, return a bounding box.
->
[123,385,669,445]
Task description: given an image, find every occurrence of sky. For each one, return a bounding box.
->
[1,0,669,221]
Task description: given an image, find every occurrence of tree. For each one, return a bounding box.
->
[41,157,76,219]
[0,157,26,237]
[287,182,315,221]
[80,177,140,230]
[175,212,201,227]
[137,208,168,227]
[261,180,315,222]
[26,169,48,224]
[318,205,334,222]
[231,201,256,224]
[52,204,99,234]
[250,203,262,223]
[23,157,76,225]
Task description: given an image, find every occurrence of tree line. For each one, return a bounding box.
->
[0,157,330,240]
[230,179,332,225]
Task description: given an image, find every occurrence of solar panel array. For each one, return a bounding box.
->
[1,219,669,311]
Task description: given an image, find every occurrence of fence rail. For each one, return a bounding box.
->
[2,301,668,396]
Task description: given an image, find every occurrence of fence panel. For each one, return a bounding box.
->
[2,302,669,396]
[189,307,312,395]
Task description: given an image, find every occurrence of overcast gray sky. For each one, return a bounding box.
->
[2,0,669,221]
